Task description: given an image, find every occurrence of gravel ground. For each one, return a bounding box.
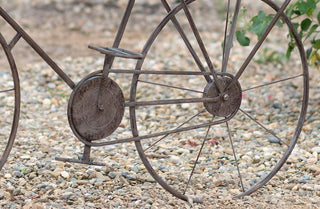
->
[1,1,320,208]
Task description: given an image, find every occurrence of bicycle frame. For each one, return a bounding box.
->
[0,0,310,204]
[0,0,296,149]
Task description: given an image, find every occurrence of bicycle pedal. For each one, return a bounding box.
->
[88,44,144,59]
[55,156,106,166]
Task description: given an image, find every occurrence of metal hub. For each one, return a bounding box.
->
[203,74,242,117]
[68,75,125,141]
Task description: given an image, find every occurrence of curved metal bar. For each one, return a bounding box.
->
[130,0,309,202]
[235,0,309,198]
[0,33,21,170]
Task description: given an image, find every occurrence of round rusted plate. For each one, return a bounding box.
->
[68,74,124,141]
[203,75,242,117]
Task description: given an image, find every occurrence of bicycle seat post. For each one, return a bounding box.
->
[97,0,136,109]
[102,0,135,71]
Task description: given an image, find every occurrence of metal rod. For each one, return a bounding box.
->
[179,0,223,92]
[77,112,236,147]
[242,74,303,92]
[108,69,214,75]
[125,97,219,107]
[0,6,75,89]
[82,145,91,164]
[8,33,22,50]
[102,0,136,72]
[222,0,231,68]
[184,120,212,194]
[228,0,292,90]
[221,0,242,73]
[144,109,206,152]
[161,0,212,83]
[138,79,203,93]
[0,88,15,94]
[98,1,136,110]
[226,121,245,192]
[239,108,288,146]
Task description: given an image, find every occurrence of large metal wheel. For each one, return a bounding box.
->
[0,33,20,171]
[130,0,308,202]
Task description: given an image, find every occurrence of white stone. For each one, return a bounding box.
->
[61,171,70,179]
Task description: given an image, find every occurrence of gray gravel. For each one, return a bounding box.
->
[1,0,320,208]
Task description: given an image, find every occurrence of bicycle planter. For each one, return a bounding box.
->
[0,0,309,203]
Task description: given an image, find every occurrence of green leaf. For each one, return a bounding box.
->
[249,11,281,39]
[296,0,316,15]
[306,48,312,59]
[293,22,300,30]
[236,31,250,46]
[312,39,320,50]
[318,11,320,24]
[311,51,320,67]
[301,18,312,31]
[286,43,295,59]
[307,8,315,16]
[293,9,302,16]
[304,24,318,40]
[286,3,298,18]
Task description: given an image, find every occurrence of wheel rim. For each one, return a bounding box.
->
[130,0,308,202]
[0,33,20,170]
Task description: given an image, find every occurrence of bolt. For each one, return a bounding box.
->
[98,105,104,111]
[223,94,229,101]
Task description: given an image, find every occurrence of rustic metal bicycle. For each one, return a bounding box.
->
[0,0,309,203]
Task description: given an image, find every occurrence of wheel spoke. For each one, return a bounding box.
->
[178,0,223,92]
[81,116,231,147]
[144,109,206,152]
[221,0,241,73]
[226,121,245,192]
[131,0,308,201]
[0,88,14,94]
[161,0,212,83]
[138,79,203,94]
[239,108,289,147]
[222,0,231,67]
[184,118,212,194]
[242,74,303,92]
[125,97,219,107]
[227,0,292,90]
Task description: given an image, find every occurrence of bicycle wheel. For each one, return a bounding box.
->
[0,33,20,170]
[130,0,308,202]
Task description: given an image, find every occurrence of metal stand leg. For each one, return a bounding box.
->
[55,145,106,166]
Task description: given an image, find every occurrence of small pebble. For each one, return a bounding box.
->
[61,171,70,179]
[108,172,117,179]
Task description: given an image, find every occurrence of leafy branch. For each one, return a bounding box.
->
[235,0,320,67]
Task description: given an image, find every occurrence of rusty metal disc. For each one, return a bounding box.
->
[203,74,242,117]
[68,73,124,141]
